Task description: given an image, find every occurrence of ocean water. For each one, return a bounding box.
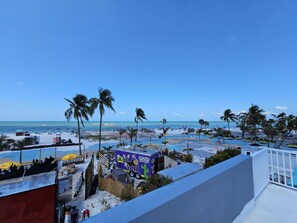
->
[0,121,237,162]
[0,121,235,134]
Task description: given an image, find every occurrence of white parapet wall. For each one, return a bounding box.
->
[252,148,269,198]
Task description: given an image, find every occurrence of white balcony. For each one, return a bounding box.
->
[84,148,297,223]
[235,148,297,223]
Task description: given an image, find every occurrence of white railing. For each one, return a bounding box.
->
[267,148,297,190]
[98,152,109,168]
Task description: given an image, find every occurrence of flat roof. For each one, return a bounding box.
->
[243,184,297,223]
[116,147,160,156]
[0,171,56,197]
[158,163,203,181]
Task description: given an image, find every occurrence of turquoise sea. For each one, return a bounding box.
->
[0,121,237,163]
[0,121,234,134]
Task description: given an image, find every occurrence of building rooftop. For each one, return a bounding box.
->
[157,163,203,181]
[243,184,297,223]
[116,147,160,156]
[0,171,56,197]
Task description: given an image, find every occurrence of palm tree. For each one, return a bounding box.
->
[134,108,147,141]
[198,119,205,129]
[246,105,265,142]
[186,128,195,154]
[15,139,26,163]
[89,88,116,152]
[261,118,277,148]
[236,112,249,139]
[196,128,203,144]
[116,128,126,144]
[127,126,138,148]
[65,94,92,155]
[220,109,237,131]
[204,121,209,130]
[162,127,170,141]
[0,135,14,151]
[161,118,167,129]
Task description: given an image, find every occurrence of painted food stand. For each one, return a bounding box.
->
[115,148,164,179]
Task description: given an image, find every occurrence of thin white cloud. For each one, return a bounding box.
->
[198,114,204,117]
[275,106,288,110]
[119,111,127,114]
[16,81,24,86]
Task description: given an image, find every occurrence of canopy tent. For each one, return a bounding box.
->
[0,161,20,170]
[61,154,78,161]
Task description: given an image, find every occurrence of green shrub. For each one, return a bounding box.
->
[204,148,241,168]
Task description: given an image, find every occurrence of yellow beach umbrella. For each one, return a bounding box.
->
[62,154,77,161]
[0,161,20,170]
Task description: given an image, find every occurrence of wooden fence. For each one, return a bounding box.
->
[98,164,140,200]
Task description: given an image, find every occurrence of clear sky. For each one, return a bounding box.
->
[0,0,296,121]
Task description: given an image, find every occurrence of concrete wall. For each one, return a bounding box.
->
[85,155,254,223]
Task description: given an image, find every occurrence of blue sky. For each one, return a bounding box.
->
[0,0,296,121]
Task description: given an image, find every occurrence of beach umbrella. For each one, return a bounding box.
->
[62,154,77,161]
[0,161,20,170]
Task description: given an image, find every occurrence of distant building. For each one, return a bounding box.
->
[0,172,57,223]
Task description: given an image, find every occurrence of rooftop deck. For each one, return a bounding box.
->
[243,184,297,223]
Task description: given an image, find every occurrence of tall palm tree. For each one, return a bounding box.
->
[236,112,249,139]
[127,126,138,148]
[246,104,265,142]
[89,88,116,152]
[261,118,277,148]
[65,94,92,155]
[134,108,147,141]
[15,139,26,163]
[220,109,237,131]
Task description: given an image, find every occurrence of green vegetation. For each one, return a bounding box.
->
[147,174,172,188]
[220,109,237,131]
[134,108,147,142]
[204,148,241,168]
[64,94,93,155]
[126,126,138,147]
[89,88,115,152]
[182,153,193,162]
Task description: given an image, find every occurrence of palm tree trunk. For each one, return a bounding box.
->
[241,131,245,139]
[227,121,230,132]
[20,149,22,163]
[99,112,103,152]
[77,118,82,155]
[136,121,138,142]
